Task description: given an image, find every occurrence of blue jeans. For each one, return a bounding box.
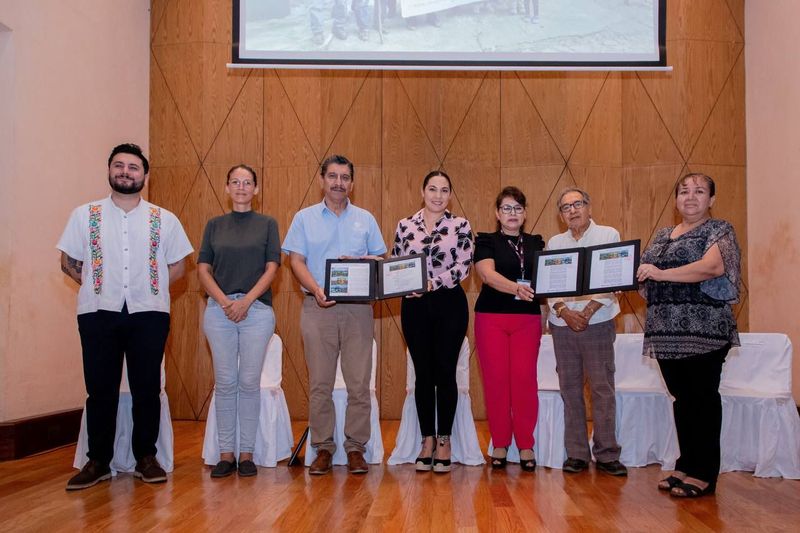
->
[204,294,275,454]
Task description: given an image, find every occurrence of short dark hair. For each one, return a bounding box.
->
[495,186,526,209]
[422,170,452,190]
[320,155,354,179]
[675,172,715,198]
[108,143,149,174]
[556,187,590,209]
[226,164,258,185]
[495,186,527,232]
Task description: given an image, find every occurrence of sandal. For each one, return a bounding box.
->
[670,481,715,498]
[658,475,684,491]
[519,449,536,472]
[490,447,508,469]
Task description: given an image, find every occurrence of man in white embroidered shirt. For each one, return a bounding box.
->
[57,143,193,490]
[547,187,627,477]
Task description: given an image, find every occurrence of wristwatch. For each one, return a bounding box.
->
[555,303,567,318]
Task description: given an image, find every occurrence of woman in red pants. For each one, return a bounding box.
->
[474,186,544,471]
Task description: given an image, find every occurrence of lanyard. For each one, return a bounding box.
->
[505,234,525,280]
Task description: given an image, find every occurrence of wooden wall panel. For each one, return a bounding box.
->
[151,1,749,421]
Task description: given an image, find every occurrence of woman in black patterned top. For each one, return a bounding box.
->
[392,170,474,474]
[637,173,741,498]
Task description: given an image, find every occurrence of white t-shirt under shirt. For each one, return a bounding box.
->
[546,219,621,326]
[57,196,193,315]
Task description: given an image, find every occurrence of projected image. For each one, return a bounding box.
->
[237,0,661,65]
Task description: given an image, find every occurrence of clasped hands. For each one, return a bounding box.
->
[221,297,252,323]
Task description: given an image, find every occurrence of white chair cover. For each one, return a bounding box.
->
[304,340,384,466]
[611,334,679,469]
[488,335,567,468]
[202,334,294,467]
[719,334,800,478]
[73,359,173,474]
[388,338,485,466]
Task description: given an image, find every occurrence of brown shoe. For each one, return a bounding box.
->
[309,449,332,475]
[347,451,368,474]
[134,455,167,483]
[66,460,111,491]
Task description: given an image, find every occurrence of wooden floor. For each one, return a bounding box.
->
[1,421,798,533]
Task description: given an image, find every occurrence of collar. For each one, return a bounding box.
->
[410,208,451,227]
[568,219,596,242]
[319,198,351,216]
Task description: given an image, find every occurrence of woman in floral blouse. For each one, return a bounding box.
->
[392,170,474,474]
[637,173,741,498]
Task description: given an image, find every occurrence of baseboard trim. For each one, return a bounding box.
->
[0,408,83,461]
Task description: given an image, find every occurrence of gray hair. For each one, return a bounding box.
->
[556,187,591,209]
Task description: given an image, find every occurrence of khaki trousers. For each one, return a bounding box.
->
[301,296,374,454]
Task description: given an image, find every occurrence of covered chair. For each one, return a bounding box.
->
[202,334,294,467]
[73,359,173,474]
[304,340,383,466]
[388,337,485,466]
[611,334,679,469]
[719,333,800,478]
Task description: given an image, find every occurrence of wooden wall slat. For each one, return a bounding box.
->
[622,73,684,166]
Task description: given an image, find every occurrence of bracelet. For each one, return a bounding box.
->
[555,304,566,318]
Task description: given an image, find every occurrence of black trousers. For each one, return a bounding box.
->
[77,304,170,464]
[657,344,729,487]
[401,285,468,437]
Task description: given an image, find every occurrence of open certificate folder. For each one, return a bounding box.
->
[324,254,428,302]
[532,239,640,297]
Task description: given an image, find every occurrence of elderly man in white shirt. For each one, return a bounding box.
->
[58,143,193,490]
[547,187,627,477]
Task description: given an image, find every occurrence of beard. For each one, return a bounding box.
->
[108,173,145,194]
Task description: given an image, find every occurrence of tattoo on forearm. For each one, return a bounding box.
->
[68,256,83,275]
[61,254,83,284]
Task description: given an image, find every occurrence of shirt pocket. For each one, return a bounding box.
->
[346,228,369,256]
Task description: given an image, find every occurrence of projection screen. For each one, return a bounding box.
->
[232,0,666,70]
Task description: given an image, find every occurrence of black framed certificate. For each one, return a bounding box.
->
[324,254,428,301]
[324,259,376,302]
[582,239,640,294]
[532,247,585,298]
[378,254,428,299]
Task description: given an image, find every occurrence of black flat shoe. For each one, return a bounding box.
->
[210,459,237,478]
[433,435,451,473]
[238,459,257,477]
[670,481,716,498]
[415,456,433,472]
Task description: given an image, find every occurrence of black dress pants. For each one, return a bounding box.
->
[401,285,468,437]
[657,344,729,487]
[77,304,170,464]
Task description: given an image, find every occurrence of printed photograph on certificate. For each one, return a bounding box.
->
[583,239,640,294]
[532,248,585,298]
[324,260,375,301]
[379,255,427,299]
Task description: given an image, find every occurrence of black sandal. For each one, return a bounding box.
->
[658,475,684,491]
[519,449,536,472]
[670,481,715,498]
[491,447,508,469]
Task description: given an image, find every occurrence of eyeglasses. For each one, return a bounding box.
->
[499,204,525,215]
[324,172,353,183]
[229,179,254,188]
[559,200,587,213]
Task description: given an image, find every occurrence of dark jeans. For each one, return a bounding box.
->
[401,285,468,437]
[77,304,170,464]
[658,344,730,487]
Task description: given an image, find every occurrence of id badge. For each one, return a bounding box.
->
[515,279,531,300]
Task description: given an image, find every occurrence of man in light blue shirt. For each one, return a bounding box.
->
[282,154,386,475]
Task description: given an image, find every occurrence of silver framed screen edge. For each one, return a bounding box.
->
[228,63,672,72]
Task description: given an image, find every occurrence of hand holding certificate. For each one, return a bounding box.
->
[324,254,428,301]
[532,240,640,297]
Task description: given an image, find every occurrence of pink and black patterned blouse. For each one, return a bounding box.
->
[391,209,474,290]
